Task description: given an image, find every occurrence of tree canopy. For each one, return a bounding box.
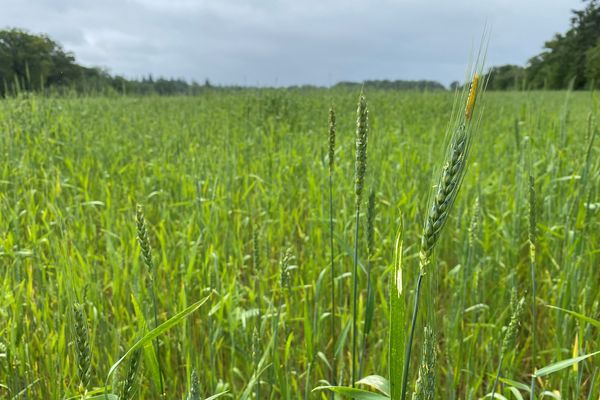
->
[0,28,82,93]
[488,0,600,90]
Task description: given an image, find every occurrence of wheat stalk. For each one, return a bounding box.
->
[135,204,165,397]
[72,302,91,394]
[528,174,537,398]
[359,189,376,378]
[328,106,337,390]
[352,93,368,386]
[491,291,525,397]
[401,72,483,400]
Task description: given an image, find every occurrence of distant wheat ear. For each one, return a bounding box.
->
[280,247,293,291]
[118,347,142,400]
[420,73,480,271]
[355,95,368,209]
[492,289,525,397]
[501,291,525,357]
[136,204,154,274]
[135,203,164,395]
[72,303,91,393]
[468,197,480,248]
[187,369,201,400]
[328,107,336,171]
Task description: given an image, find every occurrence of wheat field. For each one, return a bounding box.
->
[0,88,598,399]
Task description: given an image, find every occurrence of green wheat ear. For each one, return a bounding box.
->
[491,289,525,397]
[72,302,91,393]
[118,347,142,400]
[419,73,481,271]
[187,369,201,400]
[352,93,369,386]
[502,291,525,357]
[402,70,484,400]
[355,94,368,209]
[135,203,165,395]
[328,107,336,171]
[135,204,154,274]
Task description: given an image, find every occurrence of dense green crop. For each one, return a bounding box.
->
[0,89,598,399]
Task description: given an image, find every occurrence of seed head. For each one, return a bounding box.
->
[136,204,154,274]
[465,74,479,121]
[468,197,480,248]
[328,107,336,171]
[355,95,368,209]
[280,248,293,291]
[253,227,260,272]
[72,303,91,393]
[420,125,470,270]
[501,292,525,357]
[187,369,201,400]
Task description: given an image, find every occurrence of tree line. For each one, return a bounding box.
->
[0,28,446,96]
[0,29,223,96]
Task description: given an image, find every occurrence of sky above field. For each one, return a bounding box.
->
[1,0,578,87]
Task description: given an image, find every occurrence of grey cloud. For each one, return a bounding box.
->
[0,0,579,86]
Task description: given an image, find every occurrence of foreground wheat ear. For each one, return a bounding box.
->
[420,73,480,269]
[401,71,485,400]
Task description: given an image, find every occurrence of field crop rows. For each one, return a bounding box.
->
[0,88,598,399]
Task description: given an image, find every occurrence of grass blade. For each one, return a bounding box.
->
[546,305,600,329]
[356,375,390,396]
[104,295,211,392]
[389,226,404,400]
[314,386,389,400]
[534,351,600,378]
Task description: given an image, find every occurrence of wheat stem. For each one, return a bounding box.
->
[328,107,337,390]
[352,94,368,386]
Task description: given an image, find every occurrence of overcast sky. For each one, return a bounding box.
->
[1,0,578,87]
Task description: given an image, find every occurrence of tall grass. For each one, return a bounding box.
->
[0,88,598,398]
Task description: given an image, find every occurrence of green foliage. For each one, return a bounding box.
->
[585,38,600,86]
[478,1,600,91]
[0,28,81,94]
[0,89,598,399]
[334,80,446,91]
[484,65,526,91]
[526,0,600,89]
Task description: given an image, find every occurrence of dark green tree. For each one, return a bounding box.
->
[485,65,526,91]
[586,38,600,86]
[0,28,83,94]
